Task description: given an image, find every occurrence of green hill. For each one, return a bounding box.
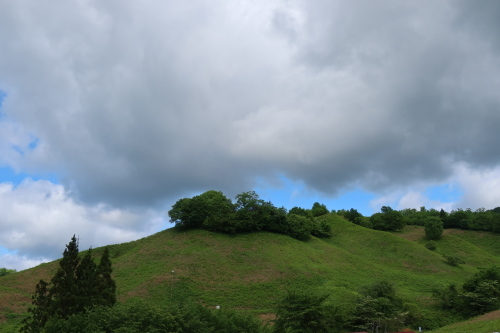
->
[1,214,500,332]
[427,310,500,333]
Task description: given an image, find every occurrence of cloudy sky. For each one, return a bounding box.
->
[1,0,500,270]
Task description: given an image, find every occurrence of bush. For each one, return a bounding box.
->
[44,300,269,333]
[371,210,405,231]
[273,289,344,333]
[424,217,444,240]
[433,266,500,317]
[286,214,313,241]
[354,216,373,229]
[425,241,437,251]
[311,218,333,238]
[443,254,465,267]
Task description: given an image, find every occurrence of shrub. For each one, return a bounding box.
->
[443,254,465,266]
[311,218,333,238]
[425,241,437,251]
[424,217,444,240]
[273,289,344,333]
[354,216,373,229]
[286,214,313,241]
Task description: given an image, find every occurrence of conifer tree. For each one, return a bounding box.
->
[97,247,117,307]
[21,236,117,332]
[48,235,80,319]
[20,279,51,333]
[75,248,98,312]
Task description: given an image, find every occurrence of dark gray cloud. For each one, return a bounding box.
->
[1,0,500,208]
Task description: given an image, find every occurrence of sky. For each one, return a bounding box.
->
[1,0,500,271]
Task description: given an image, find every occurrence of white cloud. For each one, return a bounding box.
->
[0,0,498,207]
[453,163,500,210]
[0,253,47,272]
[1,0,500,268]
[0,179,165,270]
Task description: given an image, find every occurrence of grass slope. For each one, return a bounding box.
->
[427,310,500,333]
[1,214,499,332]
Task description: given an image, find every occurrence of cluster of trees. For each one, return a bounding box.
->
[0,267,16,276]
[169,191,332,241]
[274,281,416,333]
[401,206,500,233]
[339,206,405,232]
[40,300,268,333]
[339,205,500,235]
[433,265,500,317]
[21,236,116,333]
[169,190,500,238]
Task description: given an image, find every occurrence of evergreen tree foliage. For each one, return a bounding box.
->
[20,280,51,333]
[75,248,98,313]
[48,235,81,319]
[20,236,116,333]
[97,247,117,307]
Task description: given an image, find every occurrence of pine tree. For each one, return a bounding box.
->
[75,248,98,312]
[21,236,117,332]
[20,279,51,333]
[97,247,117,307]
[48,235,80,319]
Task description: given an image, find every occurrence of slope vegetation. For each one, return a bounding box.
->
[1,214,499,331]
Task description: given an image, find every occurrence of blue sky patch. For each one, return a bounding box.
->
[0,166,59,186]
[0,90,6,118]
[253,175,376,216]
[424,183,463,203]
[0,246,16,256]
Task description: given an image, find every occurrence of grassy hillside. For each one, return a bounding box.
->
[427,310,500,333]
[1,214,499,332]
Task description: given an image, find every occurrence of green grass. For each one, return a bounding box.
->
[427,310,500,333]
[1,214,499,332]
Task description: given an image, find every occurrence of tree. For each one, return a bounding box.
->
[234,191,265,231]
[311,217,333,238]
[96,247,117,307]
[381,206,393,213]
[350,281,406,333]
[74,248,98,313]
[20,280,51,333]
[443,209,471,229]
[344,208,362,223]
[49,235,81,319]
[274,289,341,333]
[0,268,16,276]
[21,236,116,332]
[371,210,405,231]
[169,190,235,230]
[424,217,444,240]
[286,214,313,241]
[434,266,500,317]
[289,206,312,218]
[311,202,329,217]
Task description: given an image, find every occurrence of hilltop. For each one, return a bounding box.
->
[1,214,500,332]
